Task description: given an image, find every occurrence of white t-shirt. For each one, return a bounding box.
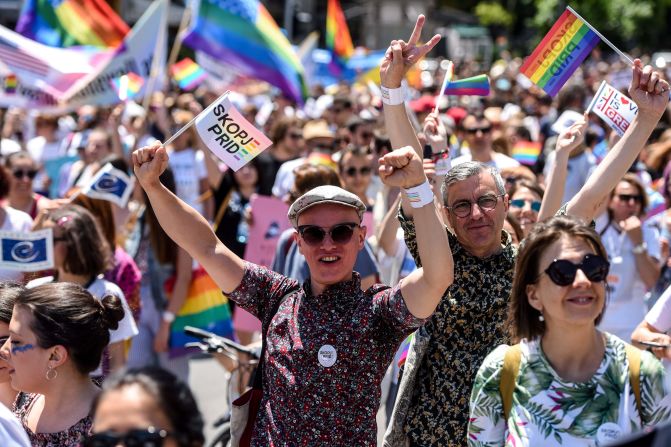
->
[0,403,29,447]
[596,213,661,340]
[26,275,138,376]
[543,149,597,205]
[168,148,208,214]
[0,207,33,282]
[647,285,671,331]
[452,151,520,170]
[0,139,20,158]
[272,157,305,199]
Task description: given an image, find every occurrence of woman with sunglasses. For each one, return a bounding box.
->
[0,164,33,283]
[595,173,661,342]
[468,216,671,446]
[3,282,125,446]
[85,367,204,447]
[338,145,375,211]
[508,180,544,237]
[5,152,52,221]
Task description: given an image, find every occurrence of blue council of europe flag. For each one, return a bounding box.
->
[0,229,54,271]
[82,163,135,207]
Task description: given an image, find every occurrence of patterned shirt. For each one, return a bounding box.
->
[229,261,425,446]
[468,333,671,446]
[384,210,517,447]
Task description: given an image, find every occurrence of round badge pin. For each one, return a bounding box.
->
[318,344,337,367]
[596,422,622,445]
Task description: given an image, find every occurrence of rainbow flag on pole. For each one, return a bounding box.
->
[326,0,353,61]
[110,72,144,101]
[171,58,208,91]
[520,8,600,97]
[16,0,129,48]
[182,0,308,105]
[512,140,542,166]
[3,74,17,94]
[443,74,490,96]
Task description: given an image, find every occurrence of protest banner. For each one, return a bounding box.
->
[243,195,291,267]
[587,80,638,137]
[193,93,272,172]
[82,163,135,208]
[0,229,54,271]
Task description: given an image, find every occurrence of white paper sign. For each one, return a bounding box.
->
[588,80,638,137]
[82,163,135,208]
[551,110,584,135]
[0,229,54,271]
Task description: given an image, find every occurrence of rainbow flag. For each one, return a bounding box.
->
[110,72,144,101]
[443,74,490,96]
[326,0,353,61]
[520,8,600,97]
[16,0,129,48]
[182,0,308,105]
[512,140,542,166]
[171,58,208,91]
[3,74,17,94]
[396,332,415,368]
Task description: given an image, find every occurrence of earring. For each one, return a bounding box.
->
[538,312,545,322]
[45,366,58,381]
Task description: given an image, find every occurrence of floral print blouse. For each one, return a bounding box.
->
[228,261,425,446]
[468,333,671,446]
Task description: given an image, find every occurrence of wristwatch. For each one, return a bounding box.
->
[632,242,648,255]
[162,310,176,323]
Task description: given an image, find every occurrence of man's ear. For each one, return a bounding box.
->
[358,225,367,249]
[293,231,303,255]
[503,193,510,213]
[526,283,543,313]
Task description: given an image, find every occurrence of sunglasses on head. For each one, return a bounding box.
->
[12,169,37,180]
[82,427,171,447]
[510,198,542,212]
[464,126,492,134]
[541,254,610,287]
[616,193,643,203]
[297,222,359,246]
[344,166,371,177]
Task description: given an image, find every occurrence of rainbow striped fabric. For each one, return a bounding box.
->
[110,72,143,101]
[166,267,234,357]
[512,140,542,166]
[3,74,17,94]
[443,74,490,96]
[182,0,308,105]
[520,8,600,97]
[171,58,208,91]
[326,0,353,61]
[397,332,415,368]
[16,0,129,48]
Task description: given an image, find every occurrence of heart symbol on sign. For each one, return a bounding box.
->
[621,97,629,105]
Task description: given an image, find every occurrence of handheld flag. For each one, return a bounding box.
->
[16,0,129,48]
[192,93,272,172]
[587,80,638,137]
[82,163,135,207]
[0,229,54,271]
[326,0,354,61]
[3,74,17,94]
[443,74,490,96]
[512,141,542,166]
[171,58,208,91]
[520,8,600,97]
[110,72,144,101]
[397,332,415,368]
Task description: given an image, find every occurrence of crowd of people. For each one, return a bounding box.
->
[0,12,670,446]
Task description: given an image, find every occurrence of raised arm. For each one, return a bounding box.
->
[380,15,440,219]
[567,60,670,221]
[132,143,245,293]
[537,114,588,221]
[378,146,453,319]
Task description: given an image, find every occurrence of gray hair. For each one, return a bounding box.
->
[441,161,506,206]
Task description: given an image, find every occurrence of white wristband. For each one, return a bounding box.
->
[404,180,434,208]
[381,84,405,106]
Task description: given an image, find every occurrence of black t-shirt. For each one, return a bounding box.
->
[255,152,297,196]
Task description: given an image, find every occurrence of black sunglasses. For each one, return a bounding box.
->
[616,193,643,203]
[82,427,171,447]
[464,126,492,134]
[12,169,38,180]
[541,254,610,286]
[297,222,359,246]
[344,166,371,177]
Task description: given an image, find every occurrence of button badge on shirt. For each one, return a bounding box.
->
[596,422,623,445]
[318,344,337,367]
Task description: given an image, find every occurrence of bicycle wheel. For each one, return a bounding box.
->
[208,421,232,447]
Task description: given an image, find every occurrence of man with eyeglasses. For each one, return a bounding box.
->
[132,141,453,446]
[452,112,520,170]
[380,15,671,447]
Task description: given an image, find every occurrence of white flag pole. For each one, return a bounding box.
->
[434,60,454,113]
[566,6,633,65]
[163,91,229,147]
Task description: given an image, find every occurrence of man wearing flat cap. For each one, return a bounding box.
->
[132,142,452,446]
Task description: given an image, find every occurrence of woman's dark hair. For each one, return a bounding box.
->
[288,164,342,204]
[0,282,25,324]
[49,204,112,277]
[4,151,35,170]
[505,213,524,244]
[269,116,301,146]
[94,367,205,447]
[507,215,608,343]
[337,145,372,172]
[70,195,116,250]
[144,168,178,266]
[100,154,131,176]
[16,282,124,374]
[509,179,545,201]
[0,164,11,200]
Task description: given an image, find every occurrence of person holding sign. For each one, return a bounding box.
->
[132,141,452,446]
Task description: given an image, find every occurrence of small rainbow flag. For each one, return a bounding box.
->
[4,74,18,94]
[520,8,600,97]
[326,0,353,61]
[397,332,415,368]
[110,72,144,101]
[512,140,542,166]
[443,74,490,96]
[171,58,208,91]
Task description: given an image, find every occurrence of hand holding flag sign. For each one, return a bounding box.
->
[82,163,135,207]
[0,229,54,271]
